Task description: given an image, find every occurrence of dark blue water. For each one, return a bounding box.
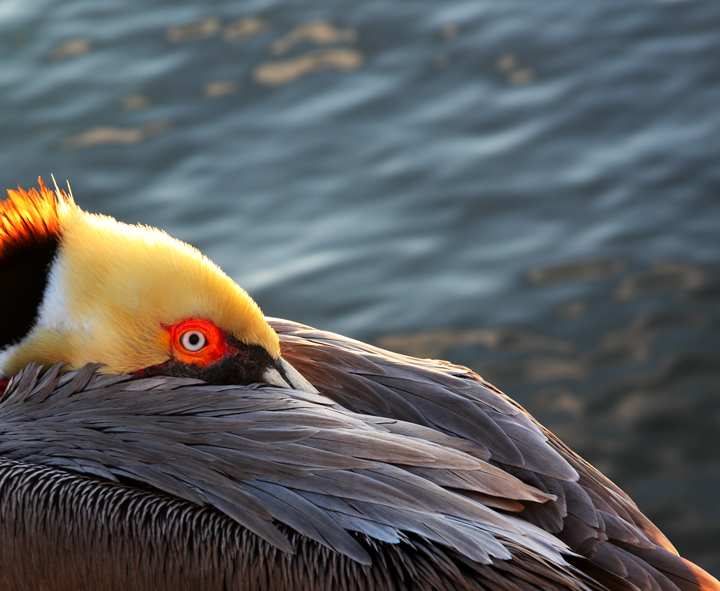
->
[1,0,719,574]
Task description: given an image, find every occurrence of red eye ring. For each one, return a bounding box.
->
[167,319,234,367]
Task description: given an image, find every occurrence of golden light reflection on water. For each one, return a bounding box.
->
[59,121,170,150]
[493,357,586,382]
[253,49,363,86]
[222,17,270,42]
[434,55,449,69]
[119,95,151,111]
[440,24,459,41]
[533,387,583,416]
[615,260,705,300]
[528,257,625,283]
[496,55,517,72]
[203,80,239,98]
[507,68,534,86]
[270,20,358,55]
[51,15,365,153]
[556,300,587,318]
[50,38,91,60]
[496,54,535,86]
[166,17,221,43]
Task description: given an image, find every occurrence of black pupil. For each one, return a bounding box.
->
[188,333,201,346]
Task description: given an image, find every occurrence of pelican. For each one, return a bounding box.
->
[0,179,717,591]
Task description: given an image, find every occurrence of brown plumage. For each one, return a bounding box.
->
[0,319,717,591]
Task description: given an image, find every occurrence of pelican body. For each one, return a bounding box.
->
[0,181,717,591]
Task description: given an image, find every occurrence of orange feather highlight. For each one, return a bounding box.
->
[0,177,73,256]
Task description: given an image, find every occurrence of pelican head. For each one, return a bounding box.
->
[0,178,313,392]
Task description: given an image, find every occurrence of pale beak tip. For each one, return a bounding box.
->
[262,357,318,394]
[262,366,292,389]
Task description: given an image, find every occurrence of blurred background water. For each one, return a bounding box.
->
[1,0,719,575]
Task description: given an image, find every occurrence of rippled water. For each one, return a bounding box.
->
[1,0,719,574]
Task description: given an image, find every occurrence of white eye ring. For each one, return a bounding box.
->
[179,330,207,352]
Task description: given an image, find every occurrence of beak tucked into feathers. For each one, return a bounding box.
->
[0,178,315,393]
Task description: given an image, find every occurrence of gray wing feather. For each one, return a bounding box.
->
[0,364,569,570]
[0,316,716,591]
[272,318,718,591]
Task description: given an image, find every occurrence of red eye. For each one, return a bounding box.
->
[168,319,233,367]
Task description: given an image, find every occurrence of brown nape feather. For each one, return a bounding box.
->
[0,178,69,349]
[0,319,717,591]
